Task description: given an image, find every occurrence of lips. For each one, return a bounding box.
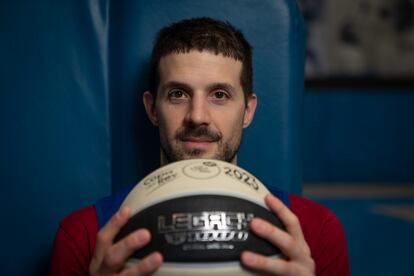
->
[183,137,215,143]
[181,136,215,149]
[176,126,221,150]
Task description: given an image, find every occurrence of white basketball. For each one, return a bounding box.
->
[116,159,284,275]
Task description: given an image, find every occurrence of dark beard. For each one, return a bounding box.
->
[160,125,240,163]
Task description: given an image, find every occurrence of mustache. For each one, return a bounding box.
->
[176,125,222,142]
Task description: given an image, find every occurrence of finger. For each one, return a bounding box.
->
[264,194,312,258]
[241,251,292,275]
[250,217,304,259]
[90,207,131,270]
[265,194,305,242]
[123,252,163,276]
[101,229,151,272]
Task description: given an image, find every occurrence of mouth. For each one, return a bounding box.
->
[181,137,216,150]
[176,126,222,152]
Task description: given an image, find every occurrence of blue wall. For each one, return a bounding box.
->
[0,1,111,275]
[303,89,414,182]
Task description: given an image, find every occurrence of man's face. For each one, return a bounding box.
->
[143,50,256,164]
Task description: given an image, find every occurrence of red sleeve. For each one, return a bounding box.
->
[50,205,98,276]
[289,194,350,276]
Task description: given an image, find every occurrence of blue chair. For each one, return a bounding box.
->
[0,0,304,274]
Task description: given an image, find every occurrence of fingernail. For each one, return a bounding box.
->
[149,253,162,266]
[136,230,149,243]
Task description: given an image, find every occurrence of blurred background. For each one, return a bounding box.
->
[298,1,414,275]
[1,0,413,275]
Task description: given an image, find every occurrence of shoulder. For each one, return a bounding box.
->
[59,205,98,232]
[288,194,339,228]
[50,205,98,275]
[288,194,350,275]
[288,193,345,243]
[55,205,98,252]
[58,205,99,257]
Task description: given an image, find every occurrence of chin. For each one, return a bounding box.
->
[183,150,217,160]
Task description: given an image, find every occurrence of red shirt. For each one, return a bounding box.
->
[50,194,349,275]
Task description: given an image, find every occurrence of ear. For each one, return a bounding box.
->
[143,91,158,126]
[243,93,257,128]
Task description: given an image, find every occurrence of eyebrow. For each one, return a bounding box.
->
[160,81,236,94]
[160,81,192,92]
[207,83,236,94]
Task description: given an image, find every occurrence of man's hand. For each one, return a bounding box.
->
[89,207,163,275]
[241,194,315,275]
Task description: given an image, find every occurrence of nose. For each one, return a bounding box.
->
[185,93,211,126]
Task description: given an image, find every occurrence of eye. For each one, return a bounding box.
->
[212,90,229,100]
[168,89,187,99]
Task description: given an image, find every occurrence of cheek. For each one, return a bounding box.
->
[214,108,245,134]
[157,107,183,137]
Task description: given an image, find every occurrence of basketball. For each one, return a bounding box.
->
[115,159,284,275]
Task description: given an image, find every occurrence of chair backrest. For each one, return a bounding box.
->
[0,0,304,275]
[110,0,305,195]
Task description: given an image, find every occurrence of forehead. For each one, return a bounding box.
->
[158,50,243,89]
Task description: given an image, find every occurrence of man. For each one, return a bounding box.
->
[50,18,349,275]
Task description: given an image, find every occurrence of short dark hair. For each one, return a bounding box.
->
[149,17,253,104]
